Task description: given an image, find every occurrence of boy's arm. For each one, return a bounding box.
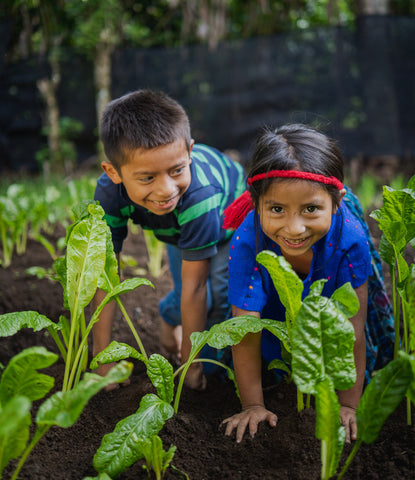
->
[180,257,210,363]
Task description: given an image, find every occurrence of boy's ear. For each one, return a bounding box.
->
[333,188,347,213]
[188,139,195,161]
[101,161,123,184]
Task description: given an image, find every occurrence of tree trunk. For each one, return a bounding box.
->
[94,42,113,164]
[37,45,61,180]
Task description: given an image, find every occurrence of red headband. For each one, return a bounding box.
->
[247,170,344,190]
[223,169,344,230]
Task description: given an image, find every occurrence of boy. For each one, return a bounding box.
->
[93,89,246,389]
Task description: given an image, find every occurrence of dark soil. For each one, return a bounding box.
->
[1,226,414,480]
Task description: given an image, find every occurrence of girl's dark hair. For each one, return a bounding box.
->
[100,89,192,171]
[248,124,344,208]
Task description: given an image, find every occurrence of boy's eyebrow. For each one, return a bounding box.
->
[131,160,188,177]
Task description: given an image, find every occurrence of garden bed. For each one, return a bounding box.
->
[1,227,414,480]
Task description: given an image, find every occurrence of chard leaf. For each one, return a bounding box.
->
[192,315,287,351]
[292,284,356,394]
[370,184,415,256]
[0,396,31,471]
[36,361,132,428]
[90,341,145,370]
[357,352,413,444]
[315,377,345,479]
[0,311,60,337]
[97,229,120,293]
[82,474,112,480]
[256,250,303,330]
[139,435,176,478]
[93,393,174,477]
[0,347,57,405]
[407,356,415,406]
[404,266,415,353]
[66,205,107,318]
[268,359,291,376]
[147,354,174,404]
[330,282,360,318]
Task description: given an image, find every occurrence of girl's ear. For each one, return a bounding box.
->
[333,188,347,213]
[101,161,123,184]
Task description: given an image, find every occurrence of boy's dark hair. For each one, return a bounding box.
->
[248,124,344,208]
[100,89,192,170]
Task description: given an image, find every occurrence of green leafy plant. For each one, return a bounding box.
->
[0,201,153,391]
[370,174,415,424]
[0,346,132,480]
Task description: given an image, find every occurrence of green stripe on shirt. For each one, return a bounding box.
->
[104,214,128,228]
[178,193,222,225]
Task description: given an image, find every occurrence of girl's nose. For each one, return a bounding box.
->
[284,215,306,236]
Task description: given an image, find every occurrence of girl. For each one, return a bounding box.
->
[221,124,394,444]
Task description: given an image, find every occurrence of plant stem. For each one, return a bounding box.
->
[47,327,67,361]
[297,389,304,412]
[337,439,362,479]
[11,426,50,480]
[115,296,148,360]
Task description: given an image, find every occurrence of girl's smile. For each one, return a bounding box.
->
[259,179,342,260]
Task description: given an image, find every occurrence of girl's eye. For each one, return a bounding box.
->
[271,206,283,213]
[305,206,318,213]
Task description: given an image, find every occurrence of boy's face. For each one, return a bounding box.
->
[102,138,194,215]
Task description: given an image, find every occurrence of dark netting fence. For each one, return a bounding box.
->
[0,16,414,173]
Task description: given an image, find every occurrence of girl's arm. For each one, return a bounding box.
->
[222,306,278,442]
[337,280,368,442]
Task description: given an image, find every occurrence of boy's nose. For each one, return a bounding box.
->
[156,176,177,197]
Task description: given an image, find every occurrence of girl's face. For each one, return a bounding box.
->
[259,179,344,259]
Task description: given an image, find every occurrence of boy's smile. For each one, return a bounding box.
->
[102,138,193,215]
[259,179,343,261]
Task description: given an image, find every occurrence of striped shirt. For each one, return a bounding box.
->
[94,144,246,261]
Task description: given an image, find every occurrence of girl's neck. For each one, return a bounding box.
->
[282,249,313,277]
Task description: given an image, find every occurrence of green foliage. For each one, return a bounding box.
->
[370,175,415,357]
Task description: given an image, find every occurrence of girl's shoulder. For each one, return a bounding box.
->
[327,202,371,253]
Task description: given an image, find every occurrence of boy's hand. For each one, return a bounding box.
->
[183,362,207,391]
[221,405,278,443]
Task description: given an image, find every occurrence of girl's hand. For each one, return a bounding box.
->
[340,405,357,443]
[221,405,278,443]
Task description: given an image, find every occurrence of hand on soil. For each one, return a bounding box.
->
[183,363,207,391]
[221,405,278,443]
[95,362,131,392]
[340,405,358,443]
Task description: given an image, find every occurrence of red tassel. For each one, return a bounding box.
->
[222,190,254,230]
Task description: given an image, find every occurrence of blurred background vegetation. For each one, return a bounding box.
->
[0,0,414,270]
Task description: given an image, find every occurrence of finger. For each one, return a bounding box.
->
[248,417,259,439]
[224,419,237,437]
[350,418,358,442]
[267,413,278,428]
[344,421,351,443]
[236,418,250,443]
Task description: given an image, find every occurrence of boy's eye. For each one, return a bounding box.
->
[271,206,283,213]
[305,205,318,213]
[172,166,185,176]
[138,176,153,183]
